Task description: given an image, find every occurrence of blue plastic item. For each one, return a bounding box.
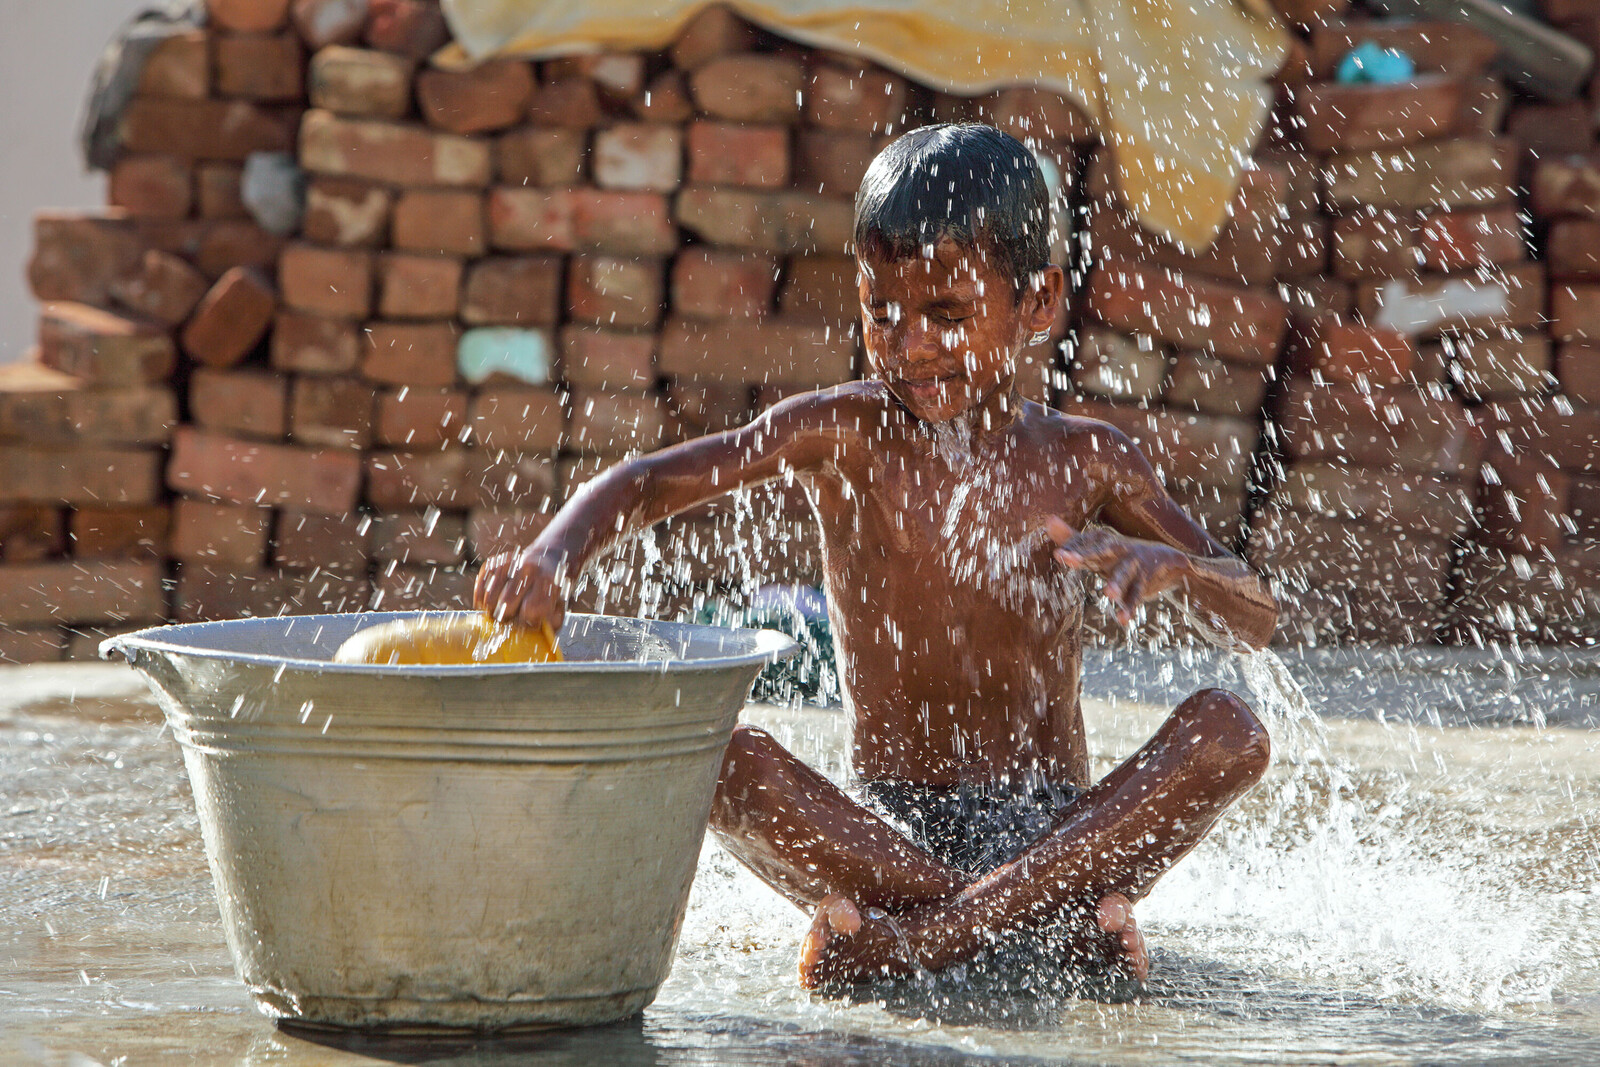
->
[1335,41,1416,85]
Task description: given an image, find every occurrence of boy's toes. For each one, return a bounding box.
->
[1096,892,1148,984]
[799,894,860,988]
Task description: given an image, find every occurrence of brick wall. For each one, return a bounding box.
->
[3,0,1598,659]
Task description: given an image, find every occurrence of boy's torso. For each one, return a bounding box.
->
[790,383,1111,790]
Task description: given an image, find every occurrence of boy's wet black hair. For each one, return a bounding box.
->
[853,123,1052,298]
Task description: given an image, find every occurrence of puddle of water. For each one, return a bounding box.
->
[2,663,1599,1065]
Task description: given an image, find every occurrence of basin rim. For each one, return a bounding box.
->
[101,610,800,678]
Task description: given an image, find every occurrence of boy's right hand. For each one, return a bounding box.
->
[474,548,567,633]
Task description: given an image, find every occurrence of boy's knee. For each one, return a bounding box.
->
[718,725,776,792]
[1177,688,1271,779]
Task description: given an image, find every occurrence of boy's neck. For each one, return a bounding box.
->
[917,377,1023,443]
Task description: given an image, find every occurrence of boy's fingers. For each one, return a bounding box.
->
[1044,515,1076,545]
[1104,557,1139,606]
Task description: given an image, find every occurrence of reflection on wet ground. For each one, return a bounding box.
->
[3,662,1599,1066]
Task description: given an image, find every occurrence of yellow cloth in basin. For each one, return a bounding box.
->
[333,616,563,665]
[437,0,1288,252]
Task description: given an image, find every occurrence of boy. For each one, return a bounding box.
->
[476,124,1277,991]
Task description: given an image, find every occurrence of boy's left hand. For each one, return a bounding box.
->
[1046,516,1191,626]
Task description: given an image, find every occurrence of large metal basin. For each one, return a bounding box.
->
[104,612,796,1031]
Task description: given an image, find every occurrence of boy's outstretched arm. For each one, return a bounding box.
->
[1048,425,1278,650]
[476,391,843,630]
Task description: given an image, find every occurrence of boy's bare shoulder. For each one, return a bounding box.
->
[1018,400,1155,481]
[759,380,896,431]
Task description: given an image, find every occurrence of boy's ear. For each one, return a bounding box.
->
[1025,265,1066,333]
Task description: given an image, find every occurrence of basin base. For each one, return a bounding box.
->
[256,985,660,1032]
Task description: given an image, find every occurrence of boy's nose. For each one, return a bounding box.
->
[900,320,944,364]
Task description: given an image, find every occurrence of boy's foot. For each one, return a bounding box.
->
[797,891,1150,989]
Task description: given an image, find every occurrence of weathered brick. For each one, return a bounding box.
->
[278,242,372,316]
[168,426,363,513]
[1069,325,1170,401]
[370,565,474,611]
[675,187,853,254]
[665,377,752,438]
[1287,314,1415,385]
[175,565,370,621]
[271,310,361,373]
[807,61,908,133]
[1556,342,1600,405]
[975,86,1095,144]
[38,303,177,386]
[685,121,789,188]
[1477,452,1571,552]
[375,387,469,447]
[299,108,492,186]
[138,29,210,98]
[0,628,65,664]
[0,506,65,562]
[171,498,272,565]
[567,255,663,328]
[288,374,375,449]
[659,317,856,385]
[546,54,646,104]
[568,387,666,453]
[1309,20,1498,79]
[371,511,467,565]
[1162,350,1272,418]
[779,256,857,327]
[378,252,462,318]
[466,508,550,560]
[495,127,586,186]
[190,367,289,438]
[182,266,276,366]
[1269,461,1473,535]
[273,509,369,570]
[109,155,192,218]
[1322,137,1515,212]
[593,124,682,192]
[525,76,605,129]
[634,69,696,123]
[458,255,562,326]
[209,0,290,32]
[486,187,575,250]
[388,189,484,257]
[109,249,208,326]
[1417,206,1526,272]
[1529,154,1600,219]
[364,0,451,58]
[1507,101,1596,157]
[417,59,536,135]
[364,449,470,509]
[1477,395,1600,472]
[1455,75,1508,136]
[670,6,758,70]
[1571,474,1600,539]
[214,31,305,101]
[794,127,876,198]
[70,506,170,560]
[1355,264,1545,336]
[1275,377,1479,475]
[119,98,294,160]
[0,561,166,625]
[303,177,391,246]
[361,321,458,386]
[0,371,175,447]
[1089,197,1285,289]
[191,219,287,280]
[0,447,163,505]
[1547,218,1600,281]
[573,190,677,254]
[560,326,656,389]
[672,248,778,319]
[1294,74,1463,153]
[690,55,803,123]
[1554,282,1600,343]
[1330,210,1421,279]
[1055,397,1258,492]
[291,0,367,48]
[1449,332,1554,400]
[469,386,565,450]
[28,214,143,305]
[307,44,414,117]
[1085,260,1288,366]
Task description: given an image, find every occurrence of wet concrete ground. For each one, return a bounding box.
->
[4,661,1600,1066]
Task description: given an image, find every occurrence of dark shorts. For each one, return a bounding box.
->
[855,779,1085,876]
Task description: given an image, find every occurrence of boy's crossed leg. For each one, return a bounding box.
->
[709,688,1270,989]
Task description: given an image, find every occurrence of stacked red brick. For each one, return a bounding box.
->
[1449,4,1600,643]
[1244,6,1531,644]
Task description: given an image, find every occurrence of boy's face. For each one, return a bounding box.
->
[857,238,1060,424]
